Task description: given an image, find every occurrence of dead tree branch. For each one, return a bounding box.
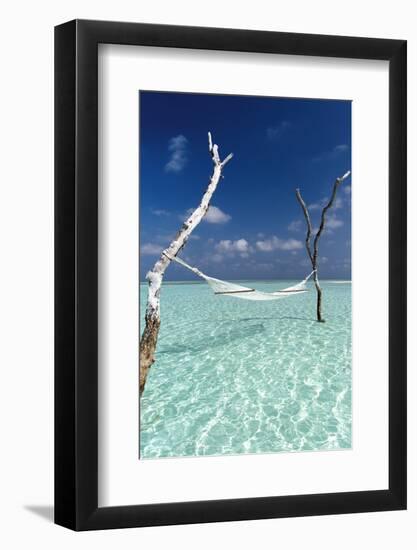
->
[296,170,350,322]
[139,133,233,396]
[313,171,351,266]
[295,189,314,266]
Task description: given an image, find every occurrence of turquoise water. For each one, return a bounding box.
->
[140,280,351,459]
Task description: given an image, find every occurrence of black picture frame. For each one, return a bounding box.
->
[55,19,407,531]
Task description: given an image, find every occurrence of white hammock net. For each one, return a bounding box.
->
[164,253,315,302]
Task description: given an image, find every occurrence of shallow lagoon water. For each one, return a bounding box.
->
[140,280,351,459]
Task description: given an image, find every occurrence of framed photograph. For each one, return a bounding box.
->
[55,19,406,530]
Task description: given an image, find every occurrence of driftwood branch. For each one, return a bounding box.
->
[139,133,233,396]
[295,189,314,266]
[313,171,350,266]
[296,170,350,322]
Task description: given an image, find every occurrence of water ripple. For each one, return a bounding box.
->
[140,280,352,459]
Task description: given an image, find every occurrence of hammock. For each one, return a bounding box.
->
[163,252,315,301]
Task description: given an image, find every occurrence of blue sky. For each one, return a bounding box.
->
[140,91,351,281]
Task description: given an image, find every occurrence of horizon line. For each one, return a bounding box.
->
[139,278,352,284]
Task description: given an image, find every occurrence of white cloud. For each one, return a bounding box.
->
[256,236,303,252]
[334,144,349,153]
[151,208,170,216]
[211,253,224,263]
[343,185,351,195]
[313,143,350,163]
[165,134,188,173]
[266,121,291,140]
[308,196,343,211]
[142,243,163,255]
[183,205,231,224]
[288,219,303,232]
[215,238,250,256]
[326,215,344,230]
[204,205,231,224]
[308,201,322,211]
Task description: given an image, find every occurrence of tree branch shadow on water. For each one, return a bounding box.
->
[238,316,316,323]
[157,315,317,355]
[158,322,266,355]
[24,505,54,523]
[157,315,318,355]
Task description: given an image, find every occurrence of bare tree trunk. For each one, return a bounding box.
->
[139,133,233,395]
[314,272,323,322]
[296,171,350,322]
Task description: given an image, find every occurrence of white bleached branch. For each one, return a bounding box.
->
[221,153,234,167]
[139,132,233,395]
